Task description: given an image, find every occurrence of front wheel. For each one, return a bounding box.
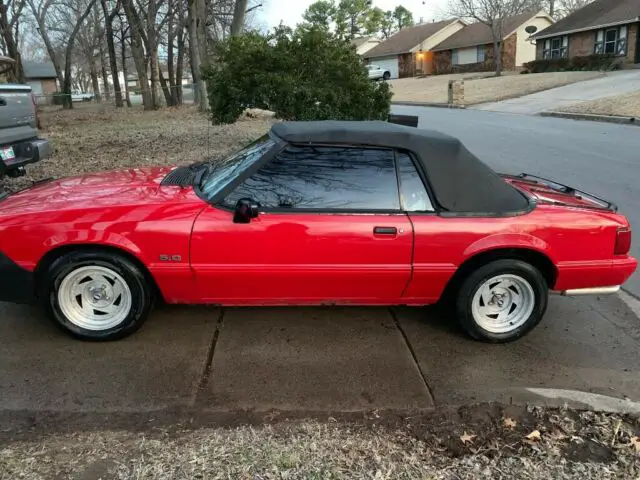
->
[455,259,548,343]
[43,251,154,341]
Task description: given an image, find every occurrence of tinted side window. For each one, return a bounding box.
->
[224,146,400,210]
[397,152,434,212]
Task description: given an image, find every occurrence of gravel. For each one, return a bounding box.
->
[0,104,274,193]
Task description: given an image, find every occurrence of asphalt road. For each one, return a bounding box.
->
[391,105,640,297]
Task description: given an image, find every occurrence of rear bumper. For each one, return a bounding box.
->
[0,138,51,176]
[554,256,638,293]
[0,251,37,304]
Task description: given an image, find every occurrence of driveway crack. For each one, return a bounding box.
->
[389,308,435,406]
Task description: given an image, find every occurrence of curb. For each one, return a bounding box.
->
[391,101,466,109]
[539,111,639,126]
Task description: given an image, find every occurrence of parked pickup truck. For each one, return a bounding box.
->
[0,84,51,178]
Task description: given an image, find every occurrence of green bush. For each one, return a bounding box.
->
[523,54,621,73]
[202,26,392,125]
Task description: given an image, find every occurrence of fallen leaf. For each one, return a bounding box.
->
[460,432,476,444]
[503,417,517,430]
[526,430,542,441]
[549,429,566,441]
[631,436,640,453]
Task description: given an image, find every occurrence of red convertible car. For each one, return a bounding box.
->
[0,121,636,342]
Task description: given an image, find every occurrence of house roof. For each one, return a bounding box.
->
[364,19,459,58]
[351,36,376,48]
[432,10,545,51]
[23,61,56,79]
[532,0,640,39]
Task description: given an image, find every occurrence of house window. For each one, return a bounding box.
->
[543,36,569,59]
[477,47,486,63]
[595,26,627,55]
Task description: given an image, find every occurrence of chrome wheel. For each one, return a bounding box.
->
[471,274,535,334]
[57,265,132,331]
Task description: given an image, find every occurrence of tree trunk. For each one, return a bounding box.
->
[101,0,123,107]
[147,0,160,109]
[167,0,176,105]
[0,2,25,83]
[62,0,98,109]
[158,70,173,105]
[176,27,185,105]
[27,0,63,90]
[90,61,101,102]
[99,43,111,100]
[230,0,248,36]
[120,30,132,107]
[549,0,555,17]
[187,0,207,111]
[493,40,502,77]
[122,0,152,110]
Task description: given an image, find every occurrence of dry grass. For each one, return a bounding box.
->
[390,71,604,105]
[558,90,640,118]
[1,408,639,479]
[1,104,274,192]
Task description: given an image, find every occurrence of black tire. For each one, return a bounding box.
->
[383,71,391,80]
[43,250,154,341]
[455,259,548,343]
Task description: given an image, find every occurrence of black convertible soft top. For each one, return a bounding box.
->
[271,121,530,215]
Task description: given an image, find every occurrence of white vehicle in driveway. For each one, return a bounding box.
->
[366,64,390,81]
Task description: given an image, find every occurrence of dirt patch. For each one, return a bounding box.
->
[0,404,638,479]
[1,105,274,193]
[558,90,640,118]
[391,71,604,105]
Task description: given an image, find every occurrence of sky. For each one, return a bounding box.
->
[261,0,450,31]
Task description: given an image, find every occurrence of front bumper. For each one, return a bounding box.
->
[0,251,37,304]
[0,138,51,176]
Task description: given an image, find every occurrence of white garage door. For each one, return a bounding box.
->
[371,56,399,79]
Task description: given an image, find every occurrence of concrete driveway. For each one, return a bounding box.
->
[473,70,640,115]
[2,293,639,426]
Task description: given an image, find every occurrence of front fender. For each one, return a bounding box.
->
[463,233,554,262]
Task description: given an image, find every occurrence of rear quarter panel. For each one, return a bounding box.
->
[404,205,631,302]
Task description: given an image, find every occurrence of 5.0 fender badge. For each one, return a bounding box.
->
[159,255,182,262]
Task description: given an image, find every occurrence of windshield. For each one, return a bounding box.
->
[200,134,276,200]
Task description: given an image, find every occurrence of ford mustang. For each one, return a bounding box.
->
[0,121,636,342]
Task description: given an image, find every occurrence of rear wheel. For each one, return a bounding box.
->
[382,71,391,80]
[43,251,154,341]
[455,259,548,343]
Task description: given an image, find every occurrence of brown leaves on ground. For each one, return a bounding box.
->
[631,436,640,453]
[1,104,274,193]
[502,417,517,430]
[459,432,476,444]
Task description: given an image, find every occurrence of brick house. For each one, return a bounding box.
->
[23,61,58,103]
[363,19,466,78]
[431,10,553,74]
[532,0,640,66]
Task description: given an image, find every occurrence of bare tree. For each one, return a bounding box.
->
[449,0,540,76]
[0,0,26,82]
[101,0,123,106]
[555,0,592,17]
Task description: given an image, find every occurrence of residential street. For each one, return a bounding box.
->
[391,105,640,297]
[472,70,640,114]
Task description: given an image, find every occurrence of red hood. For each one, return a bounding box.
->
[0,166,197,216]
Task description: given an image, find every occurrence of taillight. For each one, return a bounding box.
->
[614,227,631,255]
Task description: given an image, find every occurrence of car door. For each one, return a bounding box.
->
[190,144,414,304]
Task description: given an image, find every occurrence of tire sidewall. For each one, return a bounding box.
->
[456,259,548,343]
[45,252,152,341]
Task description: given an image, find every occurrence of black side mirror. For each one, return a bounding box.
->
[233,198,259,223]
